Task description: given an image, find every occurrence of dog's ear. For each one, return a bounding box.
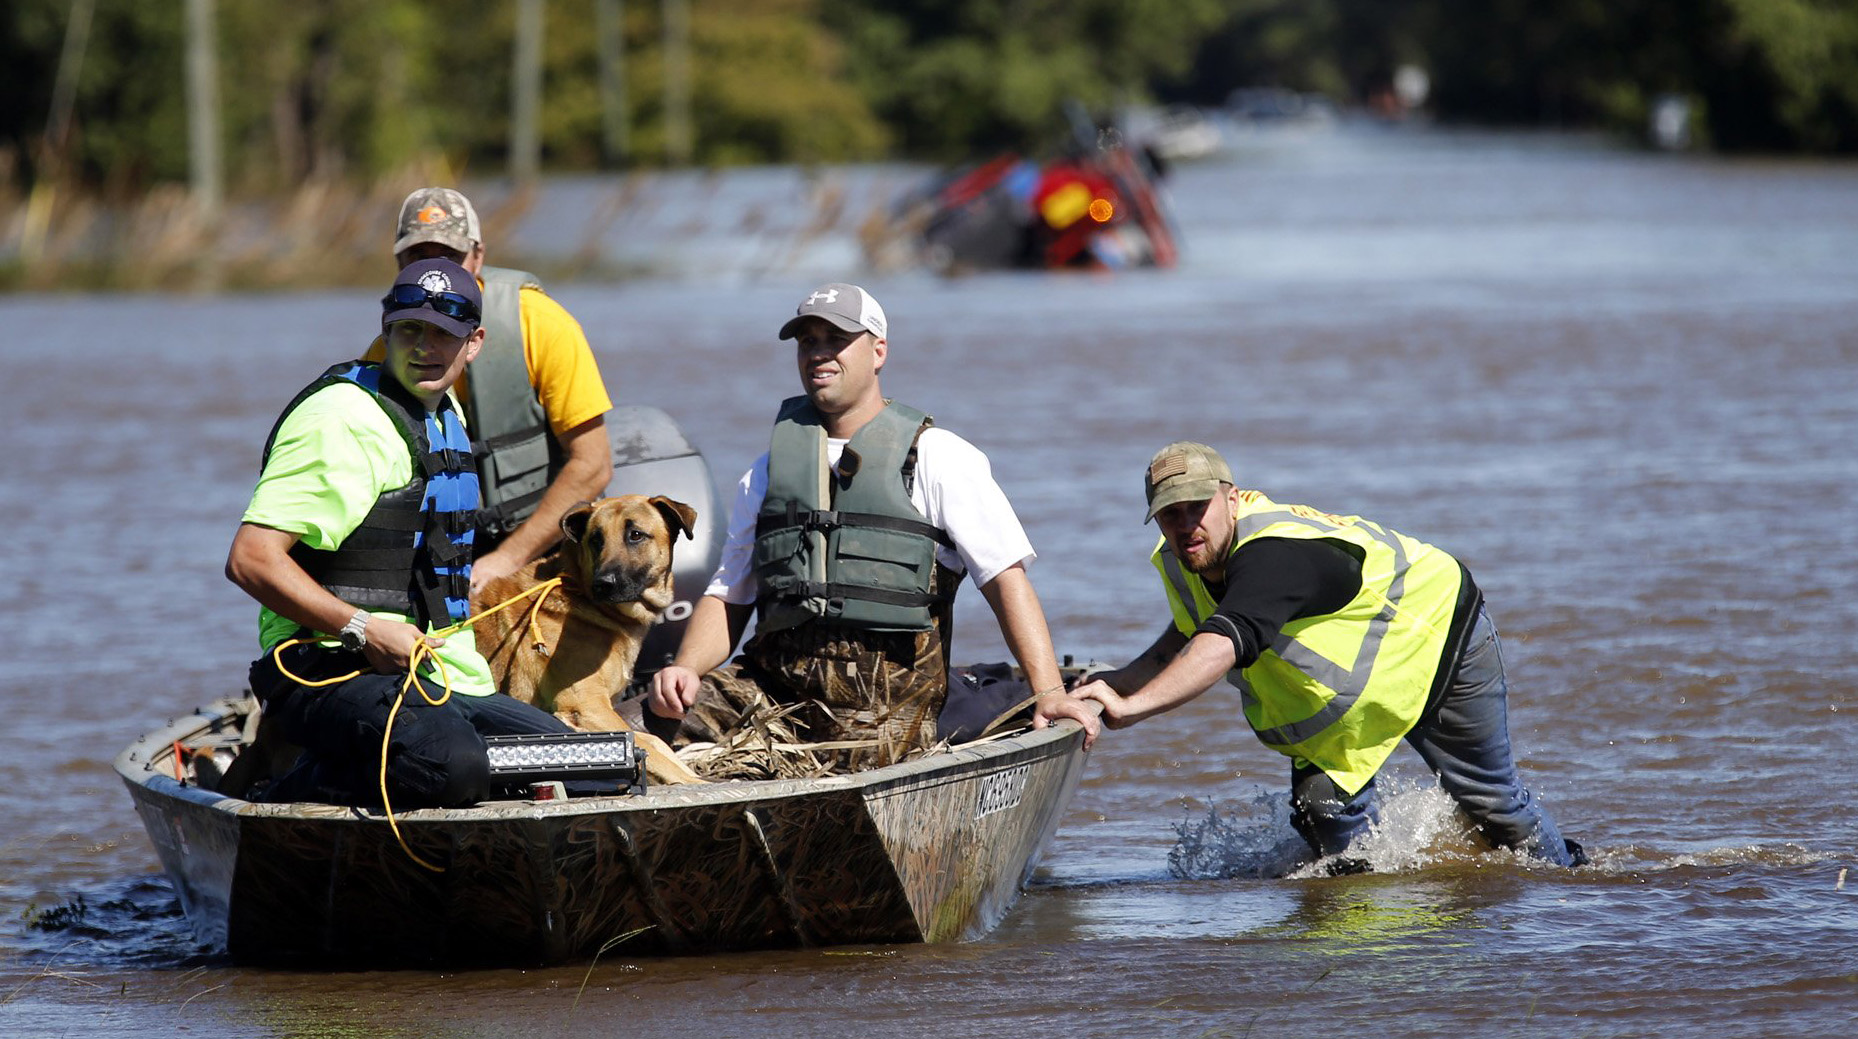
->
[559,500,597,544]
[649,496,698,541]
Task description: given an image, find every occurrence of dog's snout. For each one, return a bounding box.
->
[590,566,649,604]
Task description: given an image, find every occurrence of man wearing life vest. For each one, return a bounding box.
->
[1067,442,1583,869]
[228,259,571,807]
[647,284,1097,772]
[369,187,615,599]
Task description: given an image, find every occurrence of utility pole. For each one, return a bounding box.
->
[662,0,691,165]
[45,0,95,164]
[184,0,222,216]
[511,0,544,182]
[22,0,96,265]
[597,0,628,165]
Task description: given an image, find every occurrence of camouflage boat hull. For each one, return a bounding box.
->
[116,696,1090,966]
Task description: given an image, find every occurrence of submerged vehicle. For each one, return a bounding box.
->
[878,107,1179,274]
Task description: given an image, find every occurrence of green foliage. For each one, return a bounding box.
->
[1709,0,1858,150]
[662,0,890,165]
[215,1,457,186]
[0,1,189,190]
[2,0,893,193]
[827,0,1232,156]
[3,0,1856,198]
[1181,0,1351,100]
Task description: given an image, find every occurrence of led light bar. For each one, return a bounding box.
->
[483,731,645,796]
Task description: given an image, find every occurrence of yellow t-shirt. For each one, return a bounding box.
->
[243,381,497,696]
[366,282,612,436]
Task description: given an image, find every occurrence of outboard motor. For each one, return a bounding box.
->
[603,405,723,680]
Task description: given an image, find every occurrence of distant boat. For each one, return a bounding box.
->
[1225,87,1339,133]
[117,693,1093,966]
[1122,104,1227,165]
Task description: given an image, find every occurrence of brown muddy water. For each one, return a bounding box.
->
[3,126,1855,1037]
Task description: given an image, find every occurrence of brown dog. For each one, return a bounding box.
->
[472,495,706,786]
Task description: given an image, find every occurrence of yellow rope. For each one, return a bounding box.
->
[269,577,563,688]
[521,580,557,656]
[266,578,565,871]
[377,639,452,871]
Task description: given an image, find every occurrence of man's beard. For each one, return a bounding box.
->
[1178,535,1228,581]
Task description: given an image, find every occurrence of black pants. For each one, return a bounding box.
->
[248,644,570,809]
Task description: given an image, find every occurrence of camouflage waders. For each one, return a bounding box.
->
[678,565,959,776]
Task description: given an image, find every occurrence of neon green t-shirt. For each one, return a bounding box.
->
[242,380,497,696]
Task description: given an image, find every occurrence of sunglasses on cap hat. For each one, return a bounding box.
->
[381,283,481,324]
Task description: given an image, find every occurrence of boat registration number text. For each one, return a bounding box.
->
[975,764,1031,819]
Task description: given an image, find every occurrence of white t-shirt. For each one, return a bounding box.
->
[706,426,1035,604]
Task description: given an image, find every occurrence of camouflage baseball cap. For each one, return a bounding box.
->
[1143,442,1234,522]
[393,187,481,256]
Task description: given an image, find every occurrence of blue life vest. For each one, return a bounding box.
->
[262,361,480,627]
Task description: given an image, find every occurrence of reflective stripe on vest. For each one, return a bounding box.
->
[753,396,953,633]
[1153,491,1462,793]
[265,361,480,627]
[468,265,553,537]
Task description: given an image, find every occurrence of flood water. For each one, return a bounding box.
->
[4,125,1856,1036]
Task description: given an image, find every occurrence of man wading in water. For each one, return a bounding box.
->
[1064,441,1584,872]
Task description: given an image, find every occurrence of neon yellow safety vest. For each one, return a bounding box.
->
[1153,491,1464,794]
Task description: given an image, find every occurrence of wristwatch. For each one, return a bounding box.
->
[336,609,371,652]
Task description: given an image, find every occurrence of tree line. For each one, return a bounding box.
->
[3,0,1852,199]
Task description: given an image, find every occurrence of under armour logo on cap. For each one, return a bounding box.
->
[780,282,888,342]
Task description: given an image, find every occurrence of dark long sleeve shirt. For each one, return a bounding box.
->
[1195,535,1483,714]
[1194,537,1361,667]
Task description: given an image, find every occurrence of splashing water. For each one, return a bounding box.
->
[1169,775,1485,879]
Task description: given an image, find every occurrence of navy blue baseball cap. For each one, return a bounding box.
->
[381,258,482,338]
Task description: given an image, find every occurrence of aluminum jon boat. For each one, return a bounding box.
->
[115,694,1092,966]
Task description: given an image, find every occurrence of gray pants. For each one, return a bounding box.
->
[1291,606,1577,866]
